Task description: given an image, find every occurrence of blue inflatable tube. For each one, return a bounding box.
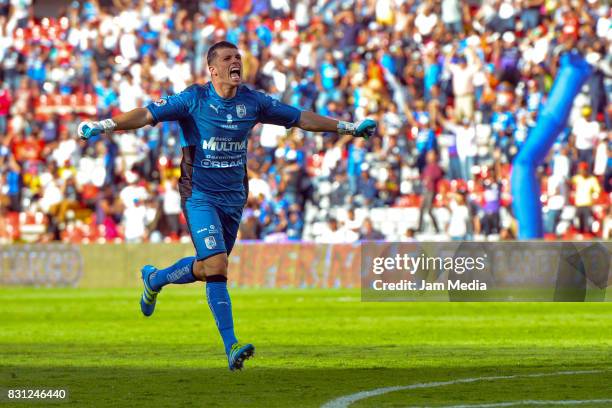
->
[511,52,592,239]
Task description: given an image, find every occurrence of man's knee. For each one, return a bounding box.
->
[191,260,204,280]
[196,253,228,278]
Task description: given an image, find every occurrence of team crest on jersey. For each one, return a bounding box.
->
[236,104,246,118]
[205,236,217,249]
[154,98,167,106]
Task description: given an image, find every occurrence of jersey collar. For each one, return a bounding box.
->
[209,82,241,103]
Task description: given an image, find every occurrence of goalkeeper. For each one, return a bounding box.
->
[77,41,376,371]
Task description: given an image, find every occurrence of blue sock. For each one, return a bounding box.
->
[206,276,238,355]
[148,257,196,291]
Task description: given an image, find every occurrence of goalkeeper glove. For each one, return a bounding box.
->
[337,118,377,139]
[77,119,117,140]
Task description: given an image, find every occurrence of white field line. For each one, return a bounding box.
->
[320,370,608,408]
[406,399,612,408]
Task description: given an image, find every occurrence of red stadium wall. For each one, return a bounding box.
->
[229,242,361,288]
[0,243,362,289]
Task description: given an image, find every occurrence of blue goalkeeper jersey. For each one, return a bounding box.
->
[147,83,301,206]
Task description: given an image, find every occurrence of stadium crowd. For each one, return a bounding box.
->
[0,0,610,244]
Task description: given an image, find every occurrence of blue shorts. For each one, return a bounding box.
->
[182,197,243,260]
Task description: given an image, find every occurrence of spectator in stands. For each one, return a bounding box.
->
[118,73,143,113]
[573,106,601,170]
[347,137,367,195]
[144,196,161,241]
[286,210,303,241]
[520,0,543,31]
[330,172,351,207]
[0,205,11,244]
[418,151,444,233]
[356,169,378,207]
[316,51,343,113]
[0,84,11,136]
[544,174,567,236]
[445,46,480,122]
[239,208,261,240]
[400,228,417,242]
[248,144,272,176]
[96,197,121,242]
[441,0,463,34]
[376,167,401,206]
[593,131,609,179]
[272,209,289,237]
[344,208,361,233]
[480,174,502,236]
[51,127,78,168]
[161,178,181,239]
[552,145,572,181]
[571,162,601,234]
[359,218,385,241]
[499,227,515,241]
[49,175,81,224]
[4,156,21,212]
[447,193,470,240]
[441,123,462,181]
[444,116,477,181]
[413,104,438,172]
[317,218,358,244]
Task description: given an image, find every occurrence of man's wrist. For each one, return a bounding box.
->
[100,118,117,133]
[337,121,355,136]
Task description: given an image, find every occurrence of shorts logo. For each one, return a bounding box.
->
[154,98,167,106]
[205,236,217,249]
[236,104,246,118]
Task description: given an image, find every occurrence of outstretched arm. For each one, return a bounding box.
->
[297,111,377,139]
[112,108,155,130]
[297,111,339,132]
[77,108,155,140]
[258,91,376,138]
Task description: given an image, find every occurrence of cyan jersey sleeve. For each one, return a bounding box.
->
[146,89,195,124]
[256,92,301,128]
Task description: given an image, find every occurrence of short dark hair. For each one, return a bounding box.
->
[207,41,238,66]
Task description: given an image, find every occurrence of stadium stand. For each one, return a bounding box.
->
[0,0,610,244]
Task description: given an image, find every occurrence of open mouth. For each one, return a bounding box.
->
[230,67,241,81]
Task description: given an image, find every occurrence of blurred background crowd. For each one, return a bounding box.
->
[0,0,610,244]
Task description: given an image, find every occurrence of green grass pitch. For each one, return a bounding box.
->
[1,287,611,407]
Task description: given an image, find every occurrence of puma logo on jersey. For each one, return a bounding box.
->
[209,104,221,114]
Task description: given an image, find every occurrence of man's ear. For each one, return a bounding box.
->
[208,66,216,77]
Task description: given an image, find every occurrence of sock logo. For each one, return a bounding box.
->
[205,236,217,249]
[168,264,192,282]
